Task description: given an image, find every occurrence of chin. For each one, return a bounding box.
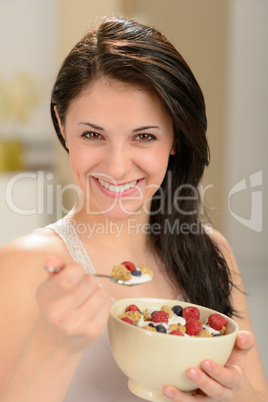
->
[102,207,143,223]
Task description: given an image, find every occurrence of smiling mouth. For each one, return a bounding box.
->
[97,178,138,193]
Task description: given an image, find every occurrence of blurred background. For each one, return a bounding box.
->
[0,0,267,377]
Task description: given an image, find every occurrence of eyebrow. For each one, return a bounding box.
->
[79,122,160,132]
[79,122,104,131]
[132,125,160,133]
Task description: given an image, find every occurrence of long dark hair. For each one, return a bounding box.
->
[51,17,237,317]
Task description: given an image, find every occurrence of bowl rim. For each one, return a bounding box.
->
[109,297,239,340]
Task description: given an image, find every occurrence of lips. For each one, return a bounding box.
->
[98,178,138,193]
[92,176,142,199]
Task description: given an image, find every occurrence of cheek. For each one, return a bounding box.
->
[68,146,97,171]
[142,151,170,177]
[69,152,84,173]
[67,152,92,186]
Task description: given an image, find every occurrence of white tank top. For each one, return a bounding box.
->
[47,218,145,401]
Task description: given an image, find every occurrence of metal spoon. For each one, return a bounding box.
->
[44,266,152,286]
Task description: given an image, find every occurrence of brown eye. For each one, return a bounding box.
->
[83,131,102,140]
[136,133,156,142]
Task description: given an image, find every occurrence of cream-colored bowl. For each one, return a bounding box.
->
[108,298,238,402]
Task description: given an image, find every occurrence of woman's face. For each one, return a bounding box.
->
[58,79,174,221]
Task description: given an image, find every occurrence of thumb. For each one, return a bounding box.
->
[226,330,256,371]
[236,331,256,352]
[44,255,65,276]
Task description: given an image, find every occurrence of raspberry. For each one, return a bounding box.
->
[170,330,184,336]
[125,304,140,312]
[121,261,136,272]
[121,317,134,325]
[208,314,227,331]
[185,319,203,336]
[182,306,200,321]
[151,310,169,324]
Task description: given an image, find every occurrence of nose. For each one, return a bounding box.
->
[104,143,132,182]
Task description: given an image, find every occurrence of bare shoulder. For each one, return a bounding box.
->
[0,227,73,306]
[0,228,59,295]
[0,226,65,256]
[0,227,70,279]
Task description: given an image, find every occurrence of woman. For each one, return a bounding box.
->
[0,17,267,401]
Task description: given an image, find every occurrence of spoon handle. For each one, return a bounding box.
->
[44,266,118,282]
[43,266,139,286]
[94,274,114,279]
[94,273,122,284]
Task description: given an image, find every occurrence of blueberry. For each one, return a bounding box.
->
[131,270,142,276]
[148,323,155,328]
[213,333,222,337]
[172,305,183,316]
[151,311,158,317]
[138,311,143,315]
[156,325,167,333]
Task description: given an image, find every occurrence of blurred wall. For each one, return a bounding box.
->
[224,0,268,268]
[0,0,56,143]
[57,0,122,61]
[0,0,58,244]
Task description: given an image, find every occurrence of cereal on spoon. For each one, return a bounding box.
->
[111,261,153,285]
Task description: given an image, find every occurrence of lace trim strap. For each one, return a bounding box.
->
[47,219,183,302]
[47,219,101,286]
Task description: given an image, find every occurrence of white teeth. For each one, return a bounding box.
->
[98,179,137,193]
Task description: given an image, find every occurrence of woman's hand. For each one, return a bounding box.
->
[162,331,256,401]
[35,256,112,355]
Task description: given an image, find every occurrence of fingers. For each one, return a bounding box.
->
[235,331,255,352]
[41,273,100,323]
[162,332,256,401]
[36,258,111,350]
[52,264,95,300]
[38,262,105,316]
[44,256,64,268]
[186,365,235,400]
[163,366,235,401]
[53,283,111,339]
[38,261,86,302]
[162,386,198,401]
[42,257,104,308]
[44,255,65,276]
[63,274,111,338]
[200,360,239,388]
[73,287,112,338]
[184,332,256,398]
